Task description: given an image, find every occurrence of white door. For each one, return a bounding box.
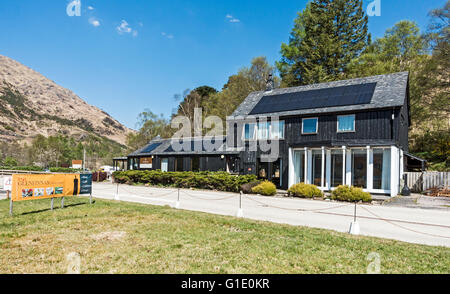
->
[161,158,168,172]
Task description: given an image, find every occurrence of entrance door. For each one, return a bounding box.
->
[161,158,169,172]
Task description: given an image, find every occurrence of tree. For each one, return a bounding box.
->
[277,0,369,86]
[204,56,279,121]
[127,110,171,151]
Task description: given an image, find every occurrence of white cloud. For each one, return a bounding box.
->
[117,20,132,34]
[226,14,240,23]
[161,32,174,39]
[88,6,94,10]
[89,17,100,27]
[117,20,138,36]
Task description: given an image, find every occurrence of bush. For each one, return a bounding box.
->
[49,167,81,173]
[331,185,372,203]
[0,166,43,171]
[251,181,277,196]
[288,183,323,198]
[3,156,18,167]
[241,180,262,194]
[112,170,258,193]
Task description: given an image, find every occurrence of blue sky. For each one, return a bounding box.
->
[0,0,446,129]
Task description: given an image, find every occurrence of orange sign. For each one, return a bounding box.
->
[11,174,81,202]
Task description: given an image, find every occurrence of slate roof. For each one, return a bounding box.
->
[229,72,409,119]
[128,136,239,157]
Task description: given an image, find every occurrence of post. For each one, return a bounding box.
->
[115,183,119,201]
[51,198,54,211]
[175,188,180,209]
[236,191,243,218]
[9,197,13,216]
[61,197,65,209]
[6,190,10,200]
[90,192,93,205]
[349,202,360,235]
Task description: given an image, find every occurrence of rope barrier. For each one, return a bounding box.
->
[359,205,450,239]
[94,183,450,240]
[244,195,353,212]
[119,185,177,198]
[180,190,238,201]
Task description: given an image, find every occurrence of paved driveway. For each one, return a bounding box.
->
[90,183,450,247]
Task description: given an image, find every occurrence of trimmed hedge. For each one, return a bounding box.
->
[113,170,258,193]
[251,181,277,196]
[49,167,82,173]
[331,185,372,203]
[288,183,323,198]
[0,166,43,171]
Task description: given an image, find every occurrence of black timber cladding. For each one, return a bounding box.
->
[249,83,377,115]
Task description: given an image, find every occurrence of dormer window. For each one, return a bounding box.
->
[302,118,318,134]
[337,115,356,133]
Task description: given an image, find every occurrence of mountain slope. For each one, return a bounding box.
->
[0,55,132,145]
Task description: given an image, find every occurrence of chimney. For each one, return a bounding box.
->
[266,73,274,92]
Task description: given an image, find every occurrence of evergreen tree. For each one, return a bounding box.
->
[277,0,369,86]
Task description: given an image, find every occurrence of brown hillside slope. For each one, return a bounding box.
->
[0,55,132,145]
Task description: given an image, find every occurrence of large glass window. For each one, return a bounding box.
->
[312,150,325,186]
[257,122,270,140]
[337,115,355,132]
[373,149,391,190]
[331,150,344,187]
[352,149,367,188]
[270,121,285,139]
[293,150,305,184]
[302,118,318,134]
[244,123,256,140]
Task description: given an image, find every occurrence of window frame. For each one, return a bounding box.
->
[302,117,319,135]
[270,120,285,140]
[337,114,356,133]
[243,123,257,141]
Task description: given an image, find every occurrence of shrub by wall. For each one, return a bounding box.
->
[288,183,323,198]
[113,170,258,193]
[331,185,372,203]
[251,181,277,196]
[241,180,262,194]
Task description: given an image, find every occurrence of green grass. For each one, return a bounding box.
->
[0,197,449,274]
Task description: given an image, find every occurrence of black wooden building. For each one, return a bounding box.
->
[123,72,416,196]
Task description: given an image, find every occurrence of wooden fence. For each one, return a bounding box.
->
[405,172,450,192]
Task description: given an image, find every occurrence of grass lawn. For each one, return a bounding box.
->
[0,197,449,274]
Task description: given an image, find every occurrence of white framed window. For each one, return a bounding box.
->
[337,115,355,133]
[302,118,318,134]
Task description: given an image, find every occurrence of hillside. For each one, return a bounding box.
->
[0,55,132,145]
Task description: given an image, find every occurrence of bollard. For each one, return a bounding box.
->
[51,198,54,211]
[349,202,360,235]
[175,188,180,209]
[61,197,65,209]
[236,191,243,218]
[115,183,120,201]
